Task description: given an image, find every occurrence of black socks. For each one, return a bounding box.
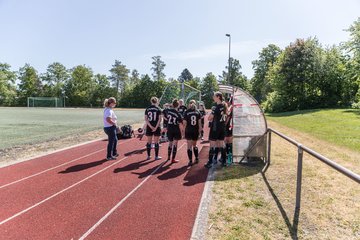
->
[208,147,215,164]
[154,143,159,157]
[187,149,193,161]
[172,145,177,160]
[167,146,172,160]
[146,143,151,157]
[193,147,199,160]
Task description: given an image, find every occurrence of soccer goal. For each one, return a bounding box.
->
[159,81,202,107]
[27,97,65,108]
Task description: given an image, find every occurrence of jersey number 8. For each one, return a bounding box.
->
[191,115,197,126]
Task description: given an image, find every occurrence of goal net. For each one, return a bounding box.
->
[27,97,65,107]
[159,81,202,107]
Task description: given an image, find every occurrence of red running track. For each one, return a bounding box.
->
[0,133,210,239]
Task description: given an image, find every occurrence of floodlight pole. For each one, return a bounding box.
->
[226,34,231,84]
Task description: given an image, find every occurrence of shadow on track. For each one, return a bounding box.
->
[58,159,107,174]
[113,159,155,173]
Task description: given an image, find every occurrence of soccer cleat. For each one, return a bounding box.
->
[188,160,193,166]
[155,156,162,160]
[112,153,119,158]
[204,161,212,168]
[146,156,151,160]
[195,158,199,164]
[106,156,116,160]
[171,159,179,163]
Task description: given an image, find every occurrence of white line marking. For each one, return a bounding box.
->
[0,137,105,169]
[0,156,128,226]
[79,143,186,240]
[0,138,136,189]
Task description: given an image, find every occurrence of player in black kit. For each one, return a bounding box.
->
[205,92,228,168]
[166,99,183,163]
[144,97,162,160]
[198,103,206,141]
[224,97,233,164]
[178,99,187,118]
[161,103,170,142]
[183,100,202,166]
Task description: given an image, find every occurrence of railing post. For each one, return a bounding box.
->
[267,130,271,165]
[295,145,303,209]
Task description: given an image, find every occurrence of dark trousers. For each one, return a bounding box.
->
[104,126,118,158]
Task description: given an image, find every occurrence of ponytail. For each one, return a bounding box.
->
[222,101,228,115]
[172,98,179,108]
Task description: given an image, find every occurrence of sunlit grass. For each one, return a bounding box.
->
[267,109,360,152]
[0,107,144,150]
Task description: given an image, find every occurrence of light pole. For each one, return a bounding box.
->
[225,34,231,84]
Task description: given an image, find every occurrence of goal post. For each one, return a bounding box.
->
[159,81,202,107]
[27,97,65,108]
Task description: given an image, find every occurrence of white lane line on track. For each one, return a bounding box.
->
[0,138,136,190]
[79,143,186,240]
[0,156,128,226]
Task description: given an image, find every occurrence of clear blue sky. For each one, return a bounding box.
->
[0,0,359,79]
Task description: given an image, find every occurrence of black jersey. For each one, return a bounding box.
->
[184,109,201,131]
[145,105,162,127]
[211,103,226,130]
[166,108,182,129]
[163,108,169,123]
[199,109,206,118]
[178,105,187,117]
[226,110,232,129]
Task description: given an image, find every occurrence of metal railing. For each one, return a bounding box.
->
[264,128,360,210]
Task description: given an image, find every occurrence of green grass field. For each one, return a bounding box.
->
[267,108,360,152]
[208,108,360,239]
[0,107,144,150]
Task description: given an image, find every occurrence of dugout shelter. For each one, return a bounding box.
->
[218,84,268,163]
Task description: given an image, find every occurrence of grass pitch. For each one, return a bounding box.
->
[0,107,144,150]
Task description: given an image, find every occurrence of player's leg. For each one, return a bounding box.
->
[153,127,161,160]
[187,140,193,166]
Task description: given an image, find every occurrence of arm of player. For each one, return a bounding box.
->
[145,115,155,131]
[154,114,162,132]
[198,119,202,135]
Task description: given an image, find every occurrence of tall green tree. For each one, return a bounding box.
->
[125,74,166,107]
[263,38,322,112]
[41,62,69,97]
[178,68,193,82]
[250,44,282,102]
[17,64,42,106]
[65,65,95,106]
[91,74,116,107]
[220,58,249,90]
[109,60,130,97]
[151,56,166,81]
[343,17,360,106]
[129,69,141,87]
[200,72,219,108]
[0,63,17,106]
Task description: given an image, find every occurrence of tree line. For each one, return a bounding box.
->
[0,18,359,112]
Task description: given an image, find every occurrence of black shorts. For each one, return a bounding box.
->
[209,124,225,141]
[167,127,181,141]
[146,126,161,136]
[185,129,199,141]
[225,126,233,137]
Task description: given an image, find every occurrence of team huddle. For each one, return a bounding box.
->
[143,91,233,168]
[103,92,233,167]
